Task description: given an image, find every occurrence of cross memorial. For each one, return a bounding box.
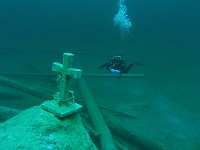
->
[42,53,82,118]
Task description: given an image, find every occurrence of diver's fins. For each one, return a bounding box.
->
[118,73,122,79]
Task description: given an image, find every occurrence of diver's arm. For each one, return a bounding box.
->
[98,62,109,69]
[132,61,144,65]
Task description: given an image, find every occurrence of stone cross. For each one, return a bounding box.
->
[42,53,82,118]
[52,53,81,105]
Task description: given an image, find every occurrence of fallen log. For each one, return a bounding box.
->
[83,74,145,78]
[78,77,164,150]
[113,136,130,150]
[81,119,101,138]
[1,72,145,79]
[0,86,28,100]
[0,75,53,99]
[102,110,164,150]
[0,105,20,122]
[78,78,116,150]
[98,105,137,119]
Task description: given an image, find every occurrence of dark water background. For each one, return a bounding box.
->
[0,0,199,72]
[0,0,199,149]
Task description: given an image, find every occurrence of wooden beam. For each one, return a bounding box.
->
[83,74,145,78]
[102,110,164,150]
[0,75,53,99]
[1,73,145,78]
[78,78,116,150]
[0,105,20,122]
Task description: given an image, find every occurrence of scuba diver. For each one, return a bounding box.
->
[98,54,143,78]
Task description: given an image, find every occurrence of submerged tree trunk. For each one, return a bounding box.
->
[78,78,116,150]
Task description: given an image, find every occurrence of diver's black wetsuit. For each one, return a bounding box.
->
[98,55,135,75]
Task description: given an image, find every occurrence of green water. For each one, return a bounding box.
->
[0,0,199,149]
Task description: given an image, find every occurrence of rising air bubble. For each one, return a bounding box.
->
[113,0,132,39]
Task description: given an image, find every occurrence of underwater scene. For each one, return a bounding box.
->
[0,0,199,149]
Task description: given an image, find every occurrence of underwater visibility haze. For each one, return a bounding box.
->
[0,0,199,149]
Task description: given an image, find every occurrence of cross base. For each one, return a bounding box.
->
[41,100,82,118]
